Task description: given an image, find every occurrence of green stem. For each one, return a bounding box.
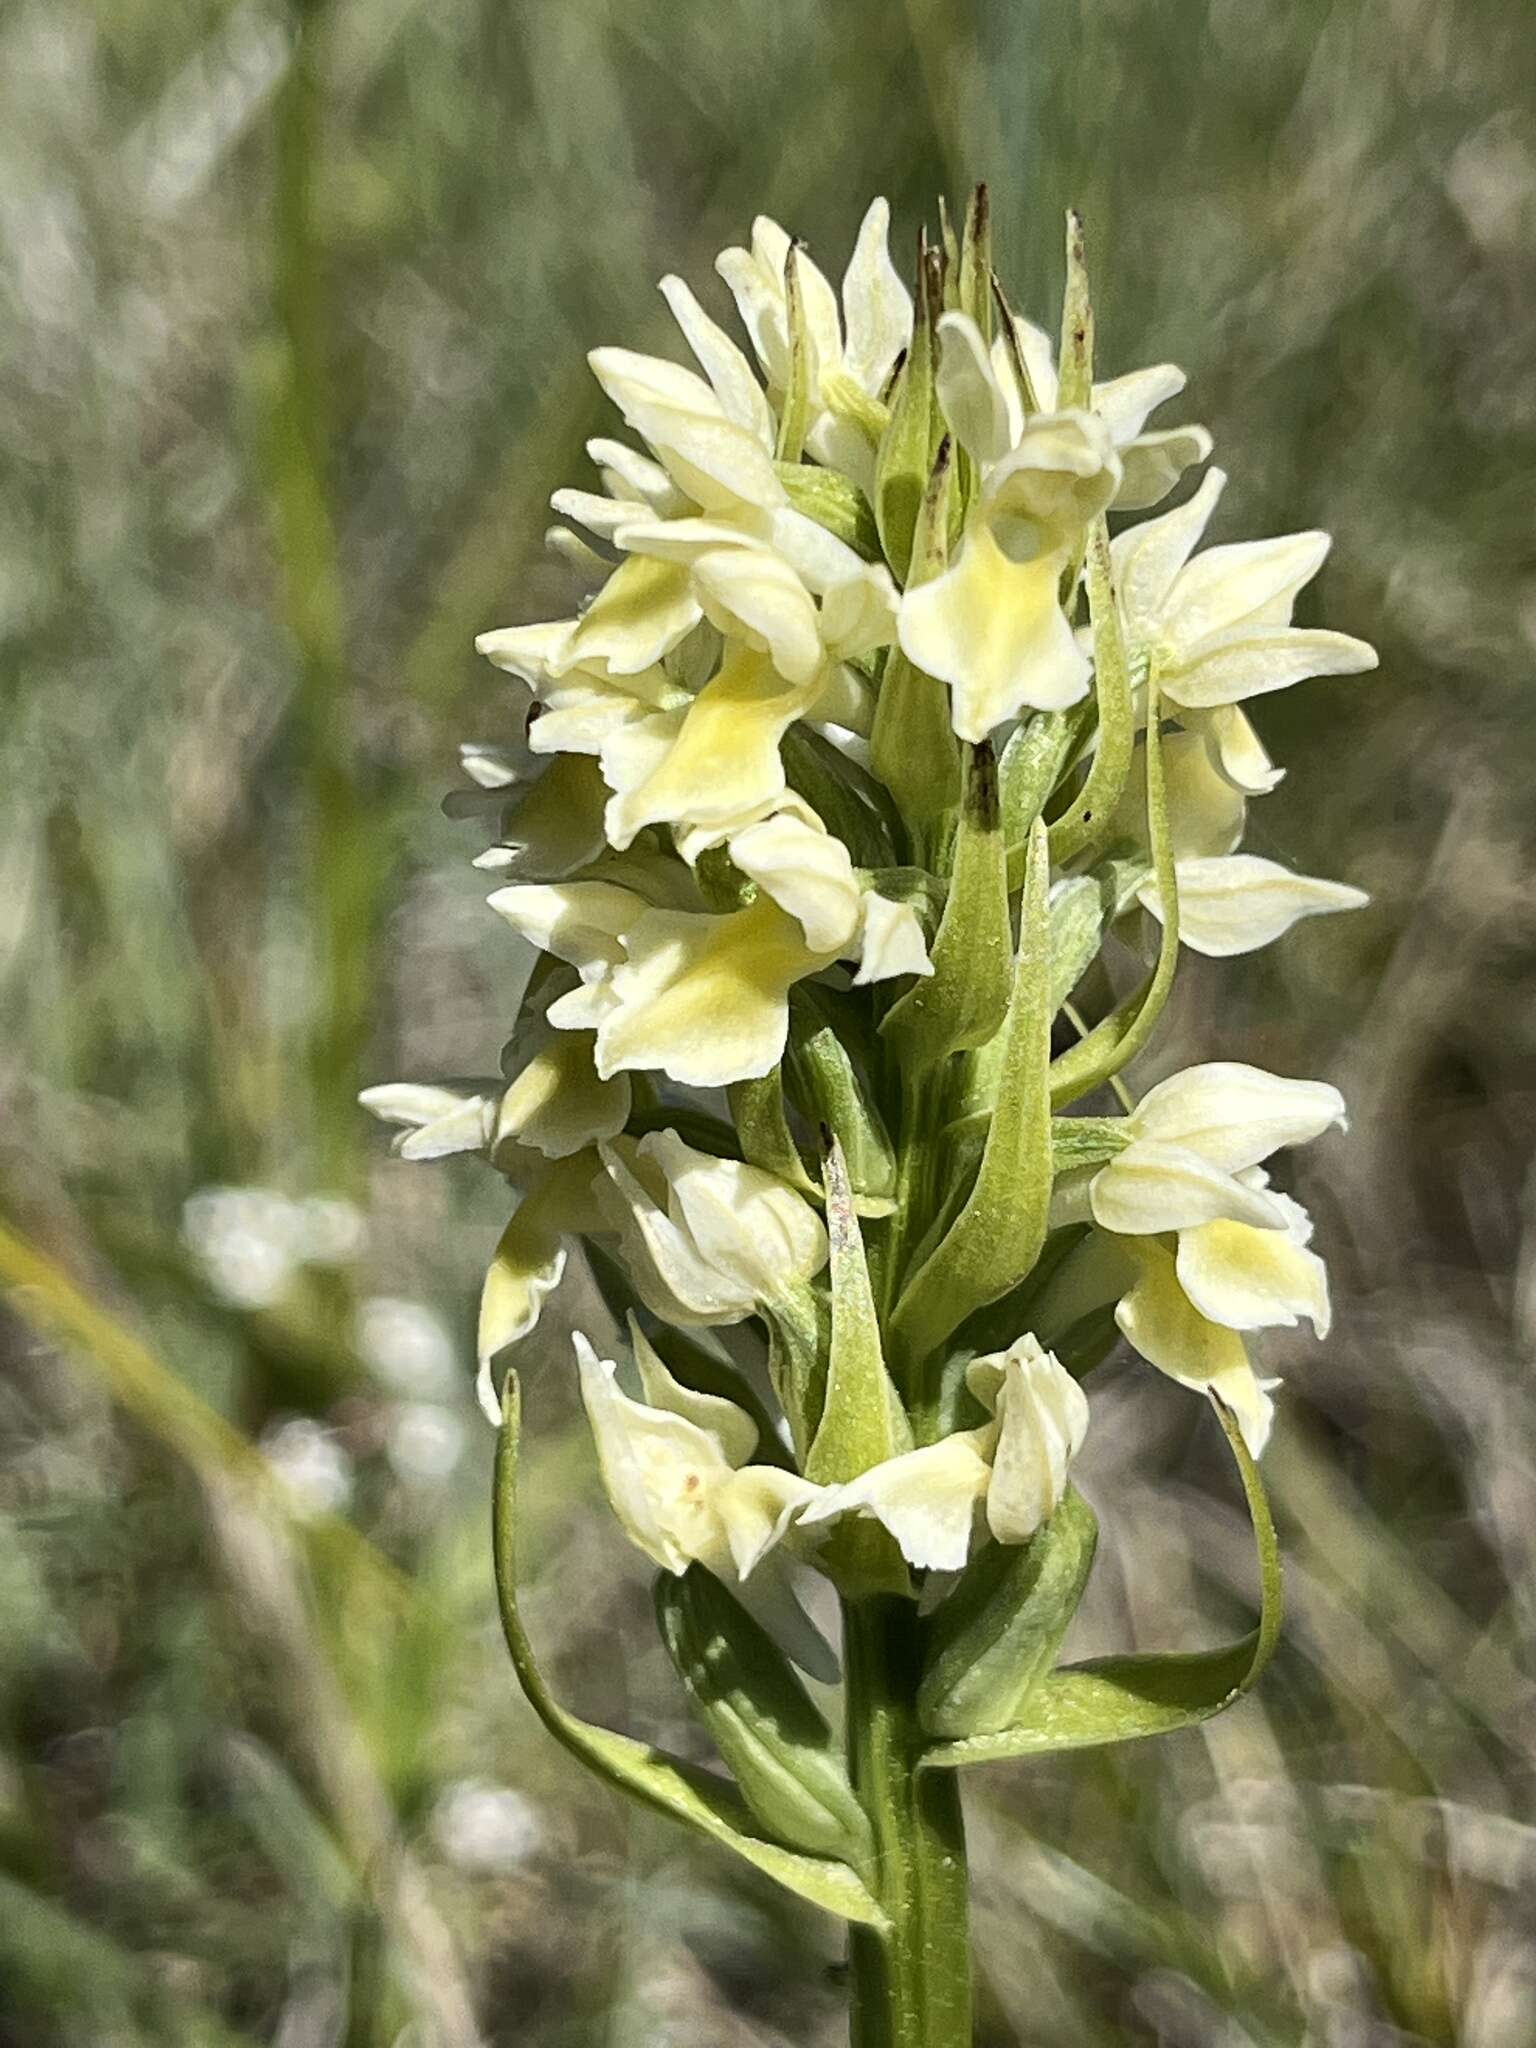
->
[844,1598,972,2047]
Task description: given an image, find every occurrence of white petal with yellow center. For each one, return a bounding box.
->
[898,524,1088,740]
[1175,1212,1331,1338]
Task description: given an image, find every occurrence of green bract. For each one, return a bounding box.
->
[367,188,1372,2037]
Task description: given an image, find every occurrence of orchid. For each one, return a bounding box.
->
[363,188,1373,2045]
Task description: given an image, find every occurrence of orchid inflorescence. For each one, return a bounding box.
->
[363,188,1373,1980]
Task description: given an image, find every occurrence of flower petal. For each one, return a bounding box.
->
[899,524,1088,740]
[628,1315,762,1468]
[1163,530,1331,649]
[1091,363,1186,446]
[728,811,862,953]
[1111,465,1226,637]
[1091,1140,1290,1235]
[935,311,1014,467]
[574,1332,738,1571]
[1129,1062,1348,1172]
[981,1336,1089,1544]
[659,274,775,445]
[1113,1238,1276,1456]
[596,896,820,1086]
[601,646,816,848]
[799,1431,997,1573]
[1176,1217,1331,1337]
[840,196,911,396]
[1189,703,1285,795]
[1165,625,1379,709]
[853,892,933,985]
[557,554,702,675]
[496,1031,631,1160]
[1141,856,1369,957]
[1112,424,1214,511]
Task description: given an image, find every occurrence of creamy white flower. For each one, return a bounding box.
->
[1070,1065,1343,1452]
[359,1082,498,1162]
[898,312,1123,738]
[799,1335,1088,1569]
[997,312,1211,510]
[1113,466,1378,715]
[966,1335,1091,1543]
[1107,728,1369,955]
[489,828,928,1087]
[575,1326,831,1674]
[593,1131,827,1326]
[716,198,910,486]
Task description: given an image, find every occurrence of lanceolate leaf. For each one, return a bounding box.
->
[892,816,1054,1374]
[492,1374,888,1929]
[921,1394,1280,1769]
[1047,674,1181,1110]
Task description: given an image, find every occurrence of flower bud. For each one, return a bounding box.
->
[656,1568,872,1864]
[595,1130,827,1326]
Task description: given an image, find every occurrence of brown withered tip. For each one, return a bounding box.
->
[968,737,1001,828]
[920,245,946,324]
[968,182,991,233]
[817,1120,836,1156]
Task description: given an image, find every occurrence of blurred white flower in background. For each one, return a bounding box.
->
[181,1186,365,1308]
[431,1779,544,1873]
[356,1294,458,1399]
[258,1416,353,1516]
[385,1402,467,1486]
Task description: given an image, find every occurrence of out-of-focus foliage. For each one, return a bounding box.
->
[1,0,1532,2042]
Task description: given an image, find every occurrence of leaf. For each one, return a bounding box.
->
[922,1393,1281,1767]
[1046,518,1134,865]
[881,738,1011,1068]
[656,1568,872,1865]
[870,430,961,826]
[873,237,941,582]
[775,243,813,463]
[1047,672,1181,1111]
[806,1136,911,1487]
[492,1373,888,1928]
[892,816,1054,1376]
[918,1488,1099,1739]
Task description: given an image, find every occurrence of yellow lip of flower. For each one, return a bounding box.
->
[1113,1236,1280,1457]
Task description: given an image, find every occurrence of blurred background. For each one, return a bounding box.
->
[3,0,1534,2041]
